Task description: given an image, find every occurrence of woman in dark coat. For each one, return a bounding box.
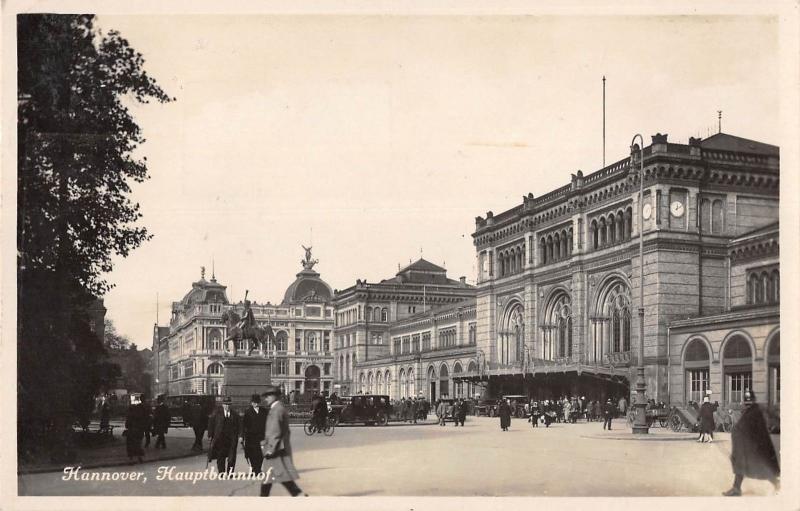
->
[698,396,715,443]
[722,390,780,496]
[498,399,512,431]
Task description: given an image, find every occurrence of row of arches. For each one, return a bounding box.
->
[747,269,779,305]
[699,198,726,234]
[357,360,480,400]
[539,227,574,266]
[683,330,779,405]
[498,244,525,277]
[337,352,357,382]
[590,207,633,250]
[365,306,389,323]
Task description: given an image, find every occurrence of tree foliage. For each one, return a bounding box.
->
[17,14,171,460]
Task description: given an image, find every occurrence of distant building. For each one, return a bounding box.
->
[151,250,335,399]
[333,259,476,397]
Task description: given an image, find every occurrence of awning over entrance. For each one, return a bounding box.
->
[452,360,631,382]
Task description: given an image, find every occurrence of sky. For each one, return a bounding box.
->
[95,14,780,348]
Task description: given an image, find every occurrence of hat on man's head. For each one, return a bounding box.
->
[222,396,233,404]
[743,389,756,403]
[262,384,282,397]
[250,393,261,403]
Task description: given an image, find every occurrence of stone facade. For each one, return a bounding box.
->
[469,132,779,405]
[332,259,475,396]
[352,299,479,401]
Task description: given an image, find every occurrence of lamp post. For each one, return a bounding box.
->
[630,134,649,434]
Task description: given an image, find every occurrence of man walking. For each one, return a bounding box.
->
[603,398,614,431]
[436,399,447,426]
[722,389,780,496]
[190,401,207,452]
[242,393,267,475]
[152,395,170,449]
[124,395,147,463]
[207,397,240,474]
[410,398,418,424]
[260,385,306,497]
[457,398,468,427]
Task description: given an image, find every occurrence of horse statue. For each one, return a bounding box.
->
[220,310,276,357]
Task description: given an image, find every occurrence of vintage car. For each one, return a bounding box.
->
[435,398,460,422]
[329,395,393,426]
[503,395,530,418]
[474,399,498,417]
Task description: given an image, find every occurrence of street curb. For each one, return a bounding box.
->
[18,449,205,475]
[579,434,711,442]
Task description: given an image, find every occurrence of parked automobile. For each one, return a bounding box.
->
[503,395,530,418]
[329,395,392,426]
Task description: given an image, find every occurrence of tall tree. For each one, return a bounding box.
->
[17,14,171,461]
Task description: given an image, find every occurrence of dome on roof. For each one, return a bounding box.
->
[180,275,228,306]
[282,269,333,304]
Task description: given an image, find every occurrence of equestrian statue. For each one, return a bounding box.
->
[220,290,275,357]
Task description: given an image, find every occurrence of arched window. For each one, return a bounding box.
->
[591,279,632,363]
[591,220,599,250]
[547,235,554,263]
[366,307,372,322]
[554,233,561,260]
[542,293,571,361]
[748,274,759,304]
[408,368,415,397]
[385,370,392,399]
[625,207,633,239]
[771,270,780,303]
[540,238,547,265]
[453,363,463,398]
[500,302,524,365]
[723,336,753,404]
[761,272,770,304]
[616,211,624,241]
[208,363,223,375]
[768,333,779,405]
[608,214,616,244]
[439,364,450,398]
[399,369,407,399]
[359,373,366,394]
[599,218,607,246]
[684,339,710,403]
[381,308,388,322]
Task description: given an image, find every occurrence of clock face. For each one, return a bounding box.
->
[642,203,652,220]
[670,201,685,217]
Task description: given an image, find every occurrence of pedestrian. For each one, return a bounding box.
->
[498,399,512,431]
[603,398,614,431]
[142,398,153,448]
[436,399,447,426]
[563,399,572,424]
[152,395,170,449]
[447,400,456,425]
[410,398,419,424]
[124,394,146,463]
[458,399,468,426]
[618,395,628,419]
[207,397,240,475]
[698,396,715,443]
[722,390,780,496]
[260,385,307,497]
[530,400,539,428]
[593,400,601,422]
[190,402,207,452]
[242,393,267,475]
[98,397,111,434]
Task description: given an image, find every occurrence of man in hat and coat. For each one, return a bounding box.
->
[260,385,306,497]
[498,398,512,431]
[242,393,267,475]
[152,395,170,449]
[603,398,615,430]
[207,397,240,474]
[124,394,147,463]
[698,396,715,443]
[723,389,780,496]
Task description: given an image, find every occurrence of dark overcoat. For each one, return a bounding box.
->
[498,401,512,429]
[730,404,780,480]
[207,407,240,466]
[152,403,171,435]
[698,402,715,434]
[263,400,300,483]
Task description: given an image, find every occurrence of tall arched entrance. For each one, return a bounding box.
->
[305,365,321,395]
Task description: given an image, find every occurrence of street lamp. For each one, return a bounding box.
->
[630,134,649,434]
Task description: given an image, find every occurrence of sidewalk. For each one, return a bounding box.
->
[19,428,202,475]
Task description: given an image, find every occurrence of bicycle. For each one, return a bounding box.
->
[303,416,336,436]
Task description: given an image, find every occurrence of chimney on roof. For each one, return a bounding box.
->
[459,276,467,286]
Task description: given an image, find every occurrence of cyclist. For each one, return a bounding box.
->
[311,394,328,432]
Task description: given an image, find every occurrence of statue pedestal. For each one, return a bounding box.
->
[222,358,272,408]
